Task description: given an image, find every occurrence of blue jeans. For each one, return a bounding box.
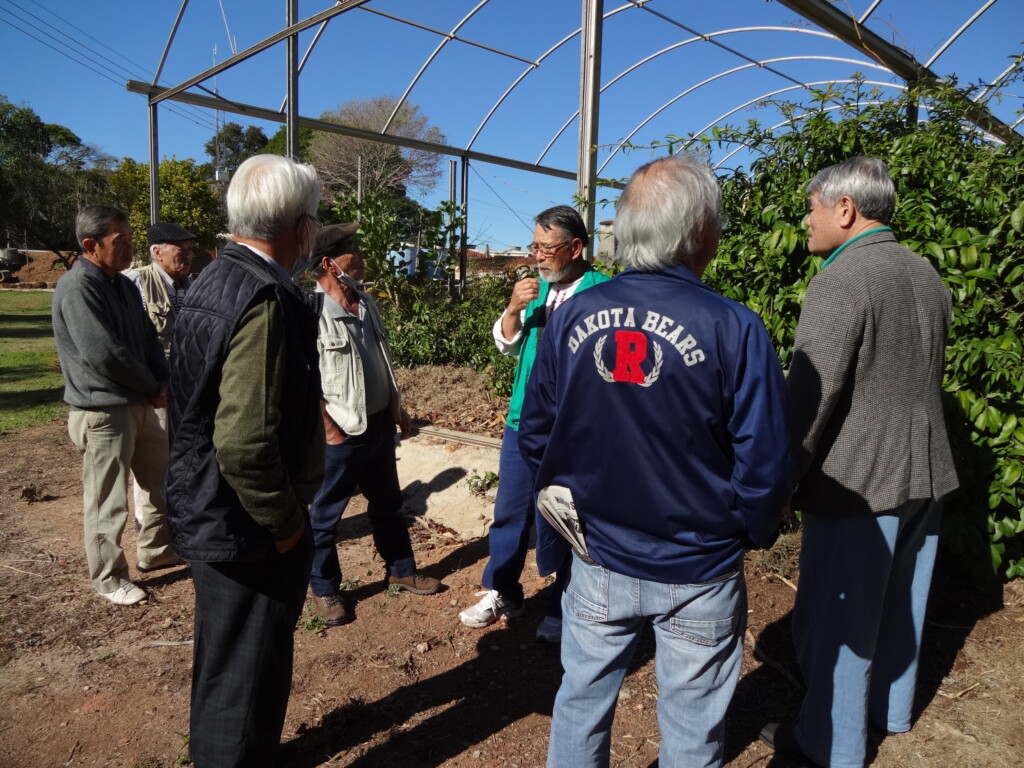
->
[548,555,746,768]
[792,498,941,768]
[483,424,564,613]
[308,413,415,596]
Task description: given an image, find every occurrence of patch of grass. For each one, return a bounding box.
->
[303,614,327,633]
[467,469,499,497]
[175,733,191,765]
[0,291,66,435]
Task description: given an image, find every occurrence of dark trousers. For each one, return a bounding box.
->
[188,530,313,768]
[308,413,415,596]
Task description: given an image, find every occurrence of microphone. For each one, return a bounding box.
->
[514,266,536,282]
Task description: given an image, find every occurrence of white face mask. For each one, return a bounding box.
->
[327,260,364,292]
[331,260,363,291]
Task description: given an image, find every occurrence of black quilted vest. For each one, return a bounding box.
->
[163,243,322,562]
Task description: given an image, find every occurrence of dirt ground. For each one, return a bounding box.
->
[1,365,1022,768]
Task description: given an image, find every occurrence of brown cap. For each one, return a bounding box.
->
[312,222,360,261]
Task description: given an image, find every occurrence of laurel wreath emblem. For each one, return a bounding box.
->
[639,341,664,387]
[593,334,663,386]
[594,336,615,382]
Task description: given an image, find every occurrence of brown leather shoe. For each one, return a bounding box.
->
[312,593,354,626]
[388,573,442,595]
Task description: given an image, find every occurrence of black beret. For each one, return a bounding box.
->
[312,222,360,261]
[147,222,197,246]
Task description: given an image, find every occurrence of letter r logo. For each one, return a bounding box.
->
[612,330,647,383]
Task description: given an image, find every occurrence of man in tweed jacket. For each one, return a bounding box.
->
[760,157,958,768]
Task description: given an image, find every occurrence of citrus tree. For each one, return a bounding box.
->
[682,77,1023,579]
[107,157,225,259]
[328,190,518,395]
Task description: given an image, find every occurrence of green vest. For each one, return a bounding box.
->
[506,264,609,429]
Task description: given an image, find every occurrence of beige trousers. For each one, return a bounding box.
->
[68,404,174,593]
[132,406,166,526]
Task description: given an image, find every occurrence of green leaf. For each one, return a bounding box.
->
[1010,202,1024,232]
[924,242,946,263]
[1003,461,1022,487]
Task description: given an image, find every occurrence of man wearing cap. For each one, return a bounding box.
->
[52,204,177,606]
[127,222,196,356]
[306,223,442,626]
[126,222,196,535]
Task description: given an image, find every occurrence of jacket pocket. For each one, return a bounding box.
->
[318,333,350,368]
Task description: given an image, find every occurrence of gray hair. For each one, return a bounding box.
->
[614,153,722,272]
[806,156,895,225]
[76,204,128,247]
[535,205,589,247]
[227,154,321,240]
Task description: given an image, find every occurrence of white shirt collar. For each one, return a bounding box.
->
[238,242,293,283]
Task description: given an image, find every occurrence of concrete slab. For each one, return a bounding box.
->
[396,429,501,541]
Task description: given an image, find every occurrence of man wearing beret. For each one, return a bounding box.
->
[307,222,442,626]
[126,221,197,538]
[127,221,197,357]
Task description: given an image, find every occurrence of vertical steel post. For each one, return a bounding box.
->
[286,0,300,159]
[460,156,469,298]
[448,160,457,296]
[906,90,919,127]
[148,102,160,225]
[576,0,603,260]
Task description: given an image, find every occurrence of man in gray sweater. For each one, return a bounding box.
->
[52,204,178,606]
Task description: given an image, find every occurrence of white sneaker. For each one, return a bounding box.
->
[535,615,562,644]
[137,551,183,572]
[458,589,525,628]
[99,581,148,606]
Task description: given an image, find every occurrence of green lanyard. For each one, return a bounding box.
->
[821,227,892,269]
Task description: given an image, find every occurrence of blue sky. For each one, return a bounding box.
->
[1,0,1020,249]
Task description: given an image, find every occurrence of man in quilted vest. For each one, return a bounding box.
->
[165,155,325,768]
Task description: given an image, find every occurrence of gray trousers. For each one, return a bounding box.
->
[68,403,174,592]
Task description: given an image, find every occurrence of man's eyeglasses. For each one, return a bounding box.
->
[527,240,570,256]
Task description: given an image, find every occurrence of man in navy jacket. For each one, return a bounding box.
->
[519,153,791,768]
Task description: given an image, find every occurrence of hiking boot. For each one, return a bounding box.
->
[388,573,442,595]
[458,589,525,628]
[312,593,354,626]
[99,581,148,606]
